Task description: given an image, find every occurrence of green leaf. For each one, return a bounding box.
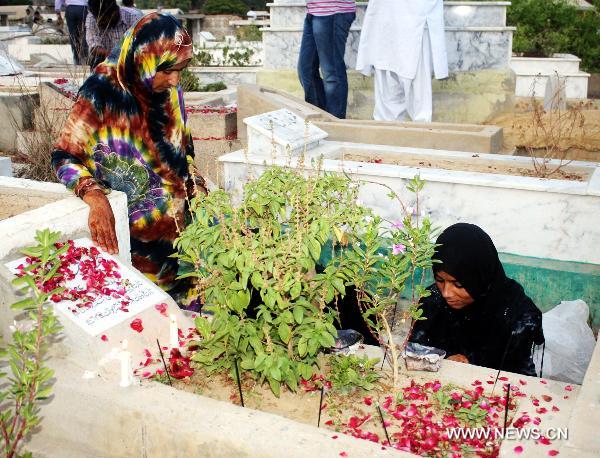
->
[292,306,304,325]
[298,339,307,357]
[11,297,36,310]
[268,377,281,397]
[278,323,291,344]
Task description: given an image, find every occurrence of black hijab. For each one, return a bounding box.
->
[411,223,544,376]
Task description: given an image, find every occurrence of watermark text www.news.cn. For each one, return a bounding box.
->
[446,427,568,441]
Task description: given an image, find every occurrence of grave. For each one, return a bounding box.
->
[220,108,600,325]
[236,84,504,153]
[259,1,516,123]
[0,173,598,457]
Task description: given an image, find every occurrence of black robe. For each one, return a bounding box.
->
[410,223,544,377]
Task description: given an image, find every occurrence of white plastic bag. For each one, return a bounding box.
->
[534,300,597,384]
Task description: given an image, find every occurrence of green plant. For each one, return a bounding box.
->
[203,0,247,16]
[344,175,437,391]
[235,25,262,42]
[136,0,192,11]
[199,81,227,92]
[221,45,255,66]
[327,354,380,393]
[1,229,64,458]
[180,68,201,92]
[192,49,213,66]
[176,166,435,396]
[508,0,579,57]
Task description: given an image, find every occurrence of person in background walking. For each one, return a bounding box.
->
[86,0,142,69]
[55,0,89,65]
[297,0,356,119]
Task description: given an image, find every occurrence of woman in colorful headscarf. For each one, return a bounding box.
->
[51,13,203,298]
[410,223,544,376]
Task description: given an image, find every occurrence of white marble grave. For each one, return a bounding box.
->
[262,1,515,72]
[222,111,600,265]
[244,108,328,156]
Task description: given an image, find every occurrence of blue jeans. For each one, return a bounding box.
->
[297,12,355,119]
[65,5,88,65]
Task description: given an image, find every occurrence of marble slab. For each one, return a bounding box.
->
[262,28,513,72]
[244,108,328,156]
[0,157,11,177]
[268,2,507,29]
[220,143,600,265]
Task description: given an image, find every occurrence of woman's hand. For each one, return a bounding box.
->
[447,354,469,364]
[83,190,119,255]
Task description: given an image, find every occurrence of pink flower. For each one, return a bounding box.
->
[155,302,169,317]
[130,318,144,333]
[392,244,406,255]
[392,220,404,229]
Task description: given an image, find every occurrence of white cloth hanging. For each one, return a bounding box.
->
[356,0,448,80]
[356,0,448,122]
[373,30,433,122]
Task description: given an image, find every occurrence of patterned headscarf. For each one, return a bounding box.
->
[52,13,195,288]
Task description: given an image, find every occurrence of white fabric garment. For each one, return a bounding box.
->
[356,0,447,122]
[356,0,447,79]
[373,31,433,122]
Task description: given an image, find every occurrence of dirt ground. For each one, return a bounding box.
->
[486,99,600,162]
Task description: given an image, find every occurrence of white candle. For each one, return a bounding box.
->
[119,339,132,387]
[169,314,179,349]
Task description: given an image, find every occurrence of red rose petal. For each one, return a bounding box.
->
[332,435,338,439]
[100,334,108,341]
[541,395,553,402]
[540,380,548,384]
[155,302,169,317]
[548,451,559,456]
[339,453,347,457]
[519,379,527,386]
[552,406,560,412]
[130,318,144,333]
[564,385,573,391]
[514,445,524,454]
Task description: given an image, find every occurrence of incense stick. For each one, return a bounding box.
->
[317,385,325,427]
[156,338,173,387]
[492,331,515,394]
[233,356,245,407]
[503,383,511,431]
[377,403,391,445]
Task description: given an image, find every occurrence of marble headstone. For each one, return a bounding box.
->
[243,108,328,157]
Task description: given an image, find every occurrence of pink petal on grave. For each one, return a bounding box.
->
[564,385,573,391]
[130,318,143,333]
[101,334,108,341]
[514,445,524,454]
[548,451,559,456]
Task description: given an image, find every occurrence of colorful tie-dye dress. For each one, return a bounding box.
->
[51,13,197,292]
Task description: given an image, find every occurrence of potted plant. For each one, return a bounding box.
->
[174,166,436,395]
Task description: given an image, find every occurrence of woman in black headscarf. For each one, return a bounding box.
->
[410,223,544,376]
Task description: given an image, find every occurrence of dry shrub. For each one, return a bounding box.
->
[514,76,589,178]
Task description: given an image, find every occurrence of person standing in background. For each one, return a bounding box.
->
[297,0,356,119]
[121,0,143,16]
[356,0,448,122]
[55,0,89,65]
[86,0,142,69]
